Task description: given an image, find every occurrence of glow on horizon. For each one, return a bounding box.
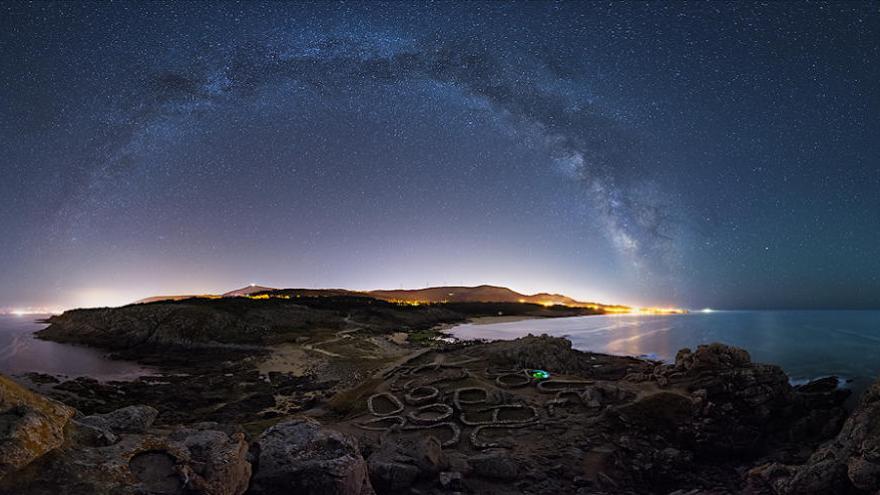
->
[15,277,684,313]
[6,307,63,316]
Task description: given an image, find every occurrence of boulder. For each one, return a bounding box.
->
[367,436,447,492]
[445,451,472,475]
[651,344,795,455]
[673,344,751,371]
[250,417,374,495]
[746,375,880,493]
[170,427,252,495]
[482,335,585,373]
[479,335,649,379]
[438,471,466,491]
[0,374,75,479]
[368,459,418,493]
[469,449,519,480]
[69,418,118,446]
[79,405,158,433]
[613,392,694,433]
[794,376,840,395]
[0,417,250,495]
[792,376,850,414]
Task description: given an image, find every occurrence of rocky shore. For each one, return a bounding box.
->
[1,297,876,493]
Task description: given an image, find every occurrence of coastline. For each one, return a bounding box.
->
[429,314,544,343]
[1,332,866,494]
[465,314,542,325]
[10,300,880,492]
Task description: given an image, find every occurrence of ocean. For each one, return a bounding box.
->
[0,314,151,380]
[5,310,880,391]
[449,310,880,395]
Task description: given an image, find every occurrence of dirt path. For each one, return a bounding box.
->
[303,327,361,357]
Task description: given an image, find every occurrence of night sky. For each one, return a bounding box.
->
[1,2,878,311]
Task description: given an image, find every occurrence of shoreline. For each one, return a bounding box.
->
[465,314,543,325]
[3,296,874,492]
[1,333,867,494]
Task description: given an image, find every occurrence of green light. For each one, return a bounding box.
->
[530,369,550,380]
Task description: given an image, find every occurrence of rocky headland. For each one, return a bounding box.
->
[0,295,874,494]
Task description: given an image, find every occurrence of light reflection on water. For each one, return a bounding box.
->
[0,315,152,380]
[449,310,880,392]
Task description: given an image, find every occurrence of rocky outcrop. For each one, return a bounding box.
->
[79,405,158,433]
[624,343,800,455]
[250,417,374,495]
[746,376,880,494]
[36,297,601,356]
[367,436,447,492]
[1,422,251,495]
[6,424,251,495]
[597,344,849,492]
[0,373,250,495]
[4,331,865,495]
[35,297,465,353]
[469,449,520,480]
[37,303,283,350]
[0,375,74,479]
[482,334,650,379]
[169,427,252,495]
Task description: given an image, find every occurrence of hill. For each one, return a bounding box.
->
[367,284,615,309]
[132,284,631,312]
[221,285,278,298]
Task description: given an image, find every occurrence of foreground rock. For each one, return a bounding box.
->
[3,332,866,494]
[250,417,375,495]
[747,375,880,494]
[0,375,74,480]
[170,426,252,495]
[0,375,251,495]
[367,436,447,492]
[3,426,251,495]
[79,404,159,433]
[628,343,798,455]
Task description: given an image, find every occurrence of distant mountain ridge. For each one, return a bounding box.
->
[134,284,625,310]
[221,285,277,298]
[134,294,219,304]
[367,285,603,308]
[133,285,278,304]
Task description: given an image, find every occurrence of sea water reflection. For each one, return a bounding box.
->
[449,310,880,393]
[0,315,152,380]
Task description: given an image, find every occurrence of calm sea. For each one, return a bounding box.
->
[5,311,880,389]
[0,314,151,380]
[449,310,880,394]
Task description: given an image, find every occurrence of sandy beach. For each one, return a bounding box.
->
[466,315,541,325]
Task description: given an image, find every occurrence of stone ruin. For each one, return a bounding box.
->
[349,352,634,452]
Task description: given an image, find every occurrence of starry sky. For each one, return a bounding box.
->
[1,1,878,311]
